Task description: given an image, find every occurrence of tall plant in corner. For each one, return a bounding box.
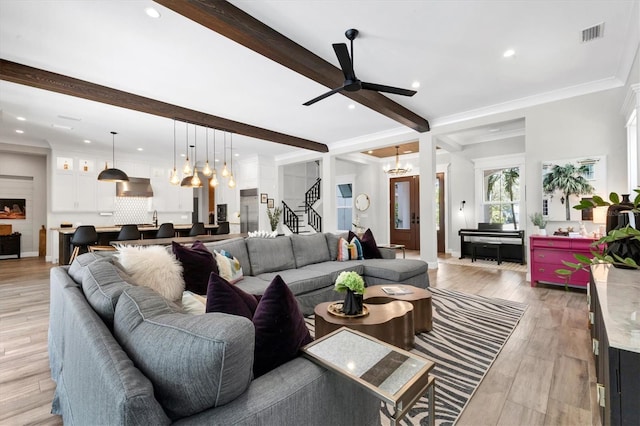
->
[543,163,594,220]
[267,206,282,232]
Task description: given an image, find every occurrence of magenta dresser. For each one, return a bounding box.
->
[529,235,598,288]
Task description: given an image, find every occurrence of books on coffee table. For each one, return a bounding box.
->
[381,286,413,295]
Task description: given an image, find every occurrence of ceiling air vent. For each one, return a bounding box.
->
[581,23,604,43]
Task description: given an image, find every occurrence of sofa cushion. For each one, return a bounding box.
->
[337,237,363,261]
[205,274,312,378]
[325,232,347,261]
[290,233,331,267]
[362,259,429,282]
[205,273,258,319]
[252,275,313,377]
[114,286,254,420]
[257,269,333,296]
[349,229,383,259]
[116,245,184,302]
[233,275,273,296]
[246,236,296,275]
[82,261,133,326]
[172,241,217,295]
[203,237,252,276]
[68,251,114,284]
[214,250,244,284]
[301,261,364,283]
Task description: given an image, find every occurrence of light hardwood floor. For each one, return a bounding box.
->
[0,255,598,426]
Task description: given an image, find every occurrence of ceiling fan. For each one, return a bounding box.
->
[303,28,417,106]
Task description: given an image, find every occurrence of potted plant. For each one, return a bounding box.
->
[529,212,548,235]
[334,271,365,315]
[266,206,282,232]
[556,190,640,277]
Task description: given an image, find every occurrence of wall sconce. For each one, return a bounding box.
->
[459,200,466,211]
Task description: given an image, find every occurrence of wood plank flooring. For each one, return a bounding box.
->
[0,255,598,425]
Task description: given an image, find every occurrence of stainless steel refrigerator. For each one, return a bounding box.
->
[240,188,259,233]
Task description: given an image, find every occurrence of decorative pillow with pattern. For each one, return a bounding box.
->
[214,249,244,284]
[348,229,383,259]
[336,237,363,261]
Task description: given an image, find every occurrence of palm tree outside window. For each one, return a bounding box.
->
[483,167,520,229]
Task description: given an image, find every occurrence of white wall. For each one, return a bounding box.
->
[0,151,47,257]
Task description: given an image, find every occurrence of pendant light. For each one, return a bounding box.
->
[383,146,412,176]
[98,131,129,182]
[181,145,202,187]
[202,126,212,177]
[182,122,192,176]
[210,128,219,188]
[227,132,236,188]
[221,132,230,178]
[191,125,202,188]
[169,120,181,185]
[191,125,202,187]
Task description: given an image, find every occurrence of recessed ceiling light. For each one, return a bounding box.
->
[180,153,186,157]
[489,128,501,133]
[84,139,91,144]
[367,150,374,154]
[145,7,161,18]
[214,159,219,163]
[411,81,420,89]
[137,148,143,151]
[52,123,73,130]
[234,153,239,157]
[348,104,356,110]
[16,116,26,121]
[15,129,24,134]
[503,49,515,58]
[404,150,412,154]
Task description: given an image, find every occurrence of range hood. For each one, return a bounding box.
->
[116,177,154,197]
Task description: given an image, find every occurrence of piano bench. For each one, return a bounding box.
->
[471,242,502,265]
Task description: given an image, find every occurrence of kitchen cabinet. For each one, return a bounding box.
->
[589,264,640,425]
[52,156,102,212]
[529,235,597,288]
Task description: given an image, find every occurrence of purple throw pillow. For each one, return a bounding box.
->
[205,273,312,378]
[252,275,313,377]
[172,241,217,295]
[348,229,383,259]
[205,273,258,319]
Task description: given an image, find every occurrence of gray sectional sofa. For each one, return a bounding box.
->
[48,232,428,425]
[204,232,429,314]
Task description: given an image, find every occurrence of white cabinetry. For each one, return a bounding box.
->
[150,168,193,212]
[52,156,108,212]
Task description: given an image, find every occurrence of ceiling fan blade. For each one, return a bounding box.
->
[303,86,345,106]
[361,82,416,97]
[332,43,356,81]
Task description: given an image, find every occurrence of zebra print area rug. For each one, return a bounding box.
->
[305,288,527,426]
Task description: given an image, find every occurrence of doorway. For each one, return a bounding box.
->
[390,176,420,250]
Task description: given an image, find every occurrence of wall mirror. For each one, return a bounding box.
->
[355,193,370,211]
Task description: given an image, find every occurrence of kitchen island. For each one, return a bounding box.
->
[52,224,219,265]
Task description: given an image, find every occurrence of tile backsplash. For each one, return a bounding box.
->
[113,197,151,225]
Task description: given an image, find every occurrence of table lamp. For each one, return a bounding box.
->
[592,206,607,238]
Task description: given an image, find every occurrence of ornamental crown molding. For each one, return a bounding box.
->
[621,83,640,118]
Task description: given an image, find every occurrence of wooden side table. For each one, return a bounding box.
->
[364,285,432,333]
[314,301,415,350]
[378,244,406,258]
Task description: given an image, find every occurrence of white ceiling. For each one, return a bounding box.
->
[0,0,638,161]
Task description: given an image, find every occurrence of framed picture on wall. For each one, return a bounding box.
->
[267,198,274,208]
[261,193,268,204]
[0,199,26,220]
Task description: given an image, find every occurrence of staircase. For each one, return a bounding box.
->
[283,178,322,234]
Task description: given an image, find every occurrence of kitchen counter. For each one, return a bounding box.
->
[52,224,219,265]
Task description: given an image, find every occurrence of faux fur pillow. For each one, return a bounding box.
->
[116,245,184,302]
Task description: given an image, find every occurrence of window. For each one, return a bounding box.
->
[482,167,520,229]
[336,183,353,231]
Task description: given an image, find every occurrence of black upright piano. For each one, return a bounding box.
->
[458,225,526,264]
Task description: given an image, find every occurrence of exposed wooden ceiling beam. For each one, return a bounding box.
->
[155,0,431,133]
[0,59,329,153]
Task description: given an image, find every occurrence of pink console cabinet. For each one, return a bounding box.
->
[529,235,598,288]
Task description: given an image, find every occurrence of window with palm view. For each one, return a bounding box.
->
[482,167,520,229]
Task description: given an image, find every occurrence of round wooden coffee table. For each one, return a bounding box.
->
[314,301,415,350]
[364,285,433,333]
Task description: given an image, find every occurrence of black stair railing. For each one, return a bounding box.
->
[306,203,322,233]
[305,178,321,214]
[282,201,299,234]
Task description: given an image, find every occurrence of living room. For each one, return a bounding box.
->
[1,1,639,425]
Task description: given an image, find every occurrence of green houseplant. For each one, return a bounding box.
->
[334,271,365,315]
[266,207,282,232]
[556,190,640,277]
[529,212,547,235]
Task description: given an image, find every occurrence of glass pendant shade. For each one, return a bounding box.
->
[98,131,129,182]
[169,167,181,185]
[228,173,236,188]
[191,168,202,187]
[202,161,212,177]
[210,170,219,187]
[221,162,229,177]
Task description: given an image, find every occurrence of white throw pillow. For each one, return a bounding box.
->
[116,245,184,302]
